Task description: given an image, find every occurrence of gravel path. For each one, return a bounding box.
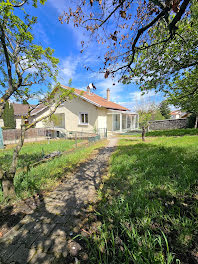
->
[0,137,118,264]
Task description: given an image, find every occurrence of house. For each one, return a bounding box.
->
[31,84,138,134]
[0,84,139,135]
[0,103,45,129]
[170,110,188,120]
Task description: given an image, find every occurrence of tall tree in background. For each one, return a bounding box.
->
[2,102,16,129]
[159,101,171,119]
[167,68,198,128]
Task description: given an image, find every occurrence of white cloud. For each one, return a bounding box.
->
[94,78,124,102]
[61,56,78,79]
[47,0,67,14]
[129,90,156,102]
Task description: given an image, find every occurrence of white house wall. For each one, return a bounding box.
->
[33,97,99,132]
[15,117,22,129]
[0,117,21,129]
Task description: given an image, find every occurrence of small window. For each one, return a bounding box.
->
[79,113,88,125]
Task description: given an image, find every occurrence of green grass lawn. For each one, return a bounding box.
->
[121,128,198,137]
[0,140,106,203]
[83,136,198,264]
[0,139,82,171]
[146,128,198,137]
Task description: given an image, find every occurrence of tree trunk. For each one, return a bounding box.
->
[2,123,25,198]
[2,176,16,199]
[194,114,198,129]
[142,126,146,142]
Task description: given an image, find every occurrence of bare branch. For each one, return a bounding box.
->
[12,0,28,8]
[97,0,127,29]
[82,18,104,24]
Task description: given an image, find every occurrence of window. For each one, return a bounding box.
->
[79,112,88,125]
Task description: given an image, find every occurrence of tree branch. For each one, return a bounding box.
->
[168,0,191,36]
[97,0,127,29]
[12,0,28,8]
[25,99,65,131]
[128,7,170,67]
[0,24,15,116]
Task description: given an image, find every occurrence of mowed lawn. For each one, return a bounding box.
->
[84,136,198,264]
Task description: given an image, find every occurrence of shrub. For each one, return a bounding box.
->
[146,128,198,137]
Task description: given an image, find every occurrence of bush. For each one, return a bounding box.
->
[146,128,198,137]
[187,113,196,128]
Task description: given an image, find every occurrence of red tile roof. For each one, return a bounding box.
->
[61,85,129,111]
[170,110,181,115]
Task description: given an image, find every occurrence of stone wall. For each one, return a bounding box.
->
[149,118,188,131]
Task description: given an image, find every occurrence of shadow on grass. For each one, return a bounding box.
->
[0,153,44,172]
[0,146,115,264]
[81,143,198,264]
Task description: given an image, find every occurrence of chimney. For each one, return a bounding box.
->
[107,88,110,101]
[87,85,91,95]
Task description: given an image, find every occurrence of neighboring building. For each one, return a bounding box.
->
[170,110,189,120]
[0,84,139,134]
[0,103,45,129]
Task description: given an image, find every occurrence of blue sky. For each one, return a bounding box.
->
[25,0,164,111]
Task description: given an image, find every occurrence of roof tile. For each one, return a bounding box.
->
[61,85,129,111]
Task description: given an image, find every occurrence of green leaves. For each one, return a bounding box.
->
[0,0,57,109]
[133,0,197,118]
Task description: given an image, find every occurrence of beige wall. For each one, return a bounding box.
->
[107,114,112,131]
[0,119,4,127]
[63,97,98,131]
[32,106,66,129]
[97,108,107,130]
[0,117,21,129]
[33,97,99,132]
[15,117,22,129]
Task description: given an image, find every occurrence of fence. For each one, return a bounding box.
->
[1,128,108,145]
[0,128,3,149]
[2,128,49,145]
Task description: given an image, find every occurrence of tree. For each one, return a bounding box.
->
[0,0,64,198]
[0,0,58,116]
[133,1,197,123]
[167,67,198,128]
[159,101,171,119]
[2,101,16,128]
[42,113,62,128]
[138,109,152,141]
[1,85,74,199]
[134,0,197,94]
[60,0,192,80]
